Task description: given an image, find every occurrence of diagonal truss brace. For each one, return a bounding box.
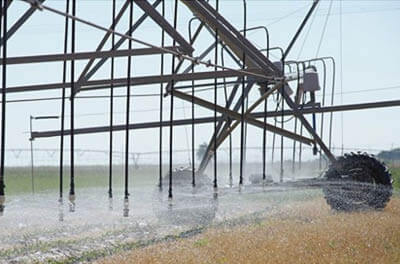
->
[133,0,193,55]
[172,89,313,146]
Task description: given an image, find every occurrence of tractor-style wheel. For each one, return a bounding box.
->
[323,153,392,211]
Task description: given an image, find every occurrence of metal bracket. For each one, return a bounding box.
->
[26,0,43,11]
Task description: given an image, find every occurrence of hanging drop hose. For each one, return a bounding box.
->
[168,0,178,199]
[59,0,69,203]
[159,0,165,190]
[220,44,233,186]
[279,59,285,183]
[0,0,7,215]
[327,57,336,152]
[123,0,133,217]
[68,0,76,212]
[262,86,268,181]
[316,59,327,170]
[108,0,116,201]
[213,0,219,189]
[191,58,195,187]
[291,62,300,175]
[239,0,247,186]
[188,17,195,187]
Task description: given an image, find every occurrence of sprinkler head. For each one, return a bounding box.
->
[68,194,76,212]
[58,201,64,222]
[108,197,113,211]
[213,187,218,200]
[123,198,129,217]
[167,197,173,209]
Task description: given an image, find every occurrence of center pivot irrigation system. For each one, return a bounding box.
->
[0,0,397,216]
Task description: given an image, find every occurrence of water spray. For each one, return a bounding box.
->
[58,197,64,222]
[0,195,4,216]
[109,197,113,211]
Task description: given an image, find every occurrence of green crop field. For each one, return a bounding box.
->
[3,163,400,196]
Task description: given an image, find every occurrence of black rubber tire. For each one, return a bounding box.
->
[323,152,392,211]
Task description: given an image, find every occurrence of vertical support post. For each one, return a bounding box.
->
[29,116,34,194]
[0,0,7,215]
[69,0,76,212]
[108,0,116,204]
[159,0,165,190]
[59,0,70,207]
[124,0,133,217]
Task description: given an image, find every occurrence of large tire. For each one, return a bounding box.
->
[323,152,392,211]
[152,168,218,227]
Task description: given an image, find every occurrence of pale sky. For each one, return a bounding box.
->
[2,0,400,165]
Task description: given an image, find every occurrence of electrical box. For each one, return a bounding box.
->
[303,71,321,92]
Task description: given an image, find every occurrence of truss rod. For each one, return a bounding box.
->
[31,98,400,140]
[198,79,254,172]
[172,89,313,145]
[0,0,45,46]
[21,0,275,82]
[0,47,179,65]
[75,0,161,95]
[73,0,130,96]
[198,81,283,173]
[4,70,266,94]
[133,0,193,55]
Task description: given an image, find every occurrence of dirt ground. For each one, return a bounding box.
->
[98,197,400,264]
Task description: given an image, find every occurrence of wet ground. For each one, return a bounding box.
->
[0,181,323,263]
